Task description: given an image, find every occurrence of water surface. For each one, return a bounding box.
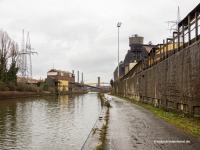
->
[0,93,102,150]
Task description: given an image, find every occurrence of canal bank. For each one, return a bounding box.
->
[0,91,44,100]
[0,91,89,100]
[81,93,110,150]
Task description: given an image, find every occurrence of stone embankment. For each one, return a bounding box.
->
[0,91,52,100]
[0,91,37,99]
[82,95,110,150]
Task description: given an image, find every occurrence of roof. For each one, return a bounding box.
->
[124,46,149,65]
[48,69,72,74]
[178,3,200,26]
[124,51,135,65]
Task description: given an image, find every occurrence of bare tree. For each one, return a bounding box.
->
[0,30,19,83]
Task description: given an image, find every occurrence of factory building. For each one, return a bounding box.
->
[114,34,155,80]
[46,69,75,93]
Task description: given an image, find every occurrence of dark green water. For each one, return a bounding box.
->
[0,93,102,150]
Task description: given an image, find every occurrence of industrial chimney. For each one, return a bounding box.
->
[81,73,83,84]
[77,71,79,83]
[98,77,100,88]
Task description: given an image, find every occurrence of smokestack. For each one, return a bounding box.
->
[77,71,79,83]
[98,77,100,88]
[82,72,83,83]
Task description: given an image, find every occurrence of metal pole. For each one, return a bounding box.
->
[117,22,121,78]
[118,26,119,78]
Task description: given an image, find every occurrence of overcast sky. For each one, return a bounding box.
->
[0,0,199,83]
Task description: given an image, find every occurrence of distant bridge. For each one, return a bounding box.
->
[83,84,100,89]
[79,82,111,92]
[84,82,110,86]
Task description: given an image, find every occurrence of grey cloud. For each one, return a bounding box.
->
[1,0,199,82]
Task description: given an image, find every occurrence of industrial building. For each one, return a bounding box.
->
[46,69,75,93]
[114,34,155,80]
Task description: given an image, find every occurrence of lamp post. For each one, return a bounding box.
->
[117,22,122,78]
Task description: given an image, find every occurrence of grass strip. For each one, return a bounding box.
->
[96,93,110,150]
[96,124,108,150]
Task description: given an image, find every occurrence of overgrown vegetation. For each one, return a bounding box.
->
[98,93,111,108]
[98,93,104,108]
[96,124,108,150]
[0,30,44,94]
[116,95,200,139]
[0,30,19,87]
[104,107,110,125]
[0,30,54,94]
[92,128,98,135]
[96,94,111,150]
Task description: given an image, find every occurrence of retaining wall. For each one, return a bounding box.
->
[113,40,200,117]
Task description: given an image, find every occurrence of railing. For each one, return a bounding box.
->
[121,4,200,81]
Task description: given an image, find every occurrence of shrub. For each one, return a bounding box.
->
[43,83,48,91]
[17,82,41,93]
[48,87,55,93]
[104,100,111,108]
[17,82,28,91]
[0,81,8,91]
[28,84,39,93]
[8,82,17,91]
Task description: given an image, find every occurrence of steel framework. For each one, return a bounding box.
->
[20,30,37,82]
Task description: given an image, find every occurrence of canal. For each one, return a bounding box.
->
[0,93,102,150]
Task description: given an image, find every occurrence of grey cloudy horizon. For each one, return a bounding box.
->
[0,0,199,83]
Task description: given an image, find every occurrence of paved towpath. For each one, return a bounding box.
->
[105,95,200,150]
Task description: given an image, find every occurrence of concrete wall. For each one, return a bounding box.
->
[113,40,200,117]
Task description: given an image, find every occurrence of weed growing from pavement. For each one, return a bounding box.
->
[96,93,111,150]
[105,109,110,125]
[96,124,108,150]
[92,128,98,135]
[115,95,200,139]
[98,93,104,108]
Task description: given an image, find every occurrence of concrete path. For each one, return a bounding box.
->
[105,95,200,150]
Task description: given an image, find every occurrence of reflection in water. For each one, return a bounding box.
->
[0,93,101,150]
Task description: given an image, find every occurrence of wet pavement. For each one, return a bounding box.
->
[105,95,200,150]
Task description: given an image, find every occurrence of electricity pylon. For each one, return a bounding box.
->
[166,6,181,34]
[20,29,37,83]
